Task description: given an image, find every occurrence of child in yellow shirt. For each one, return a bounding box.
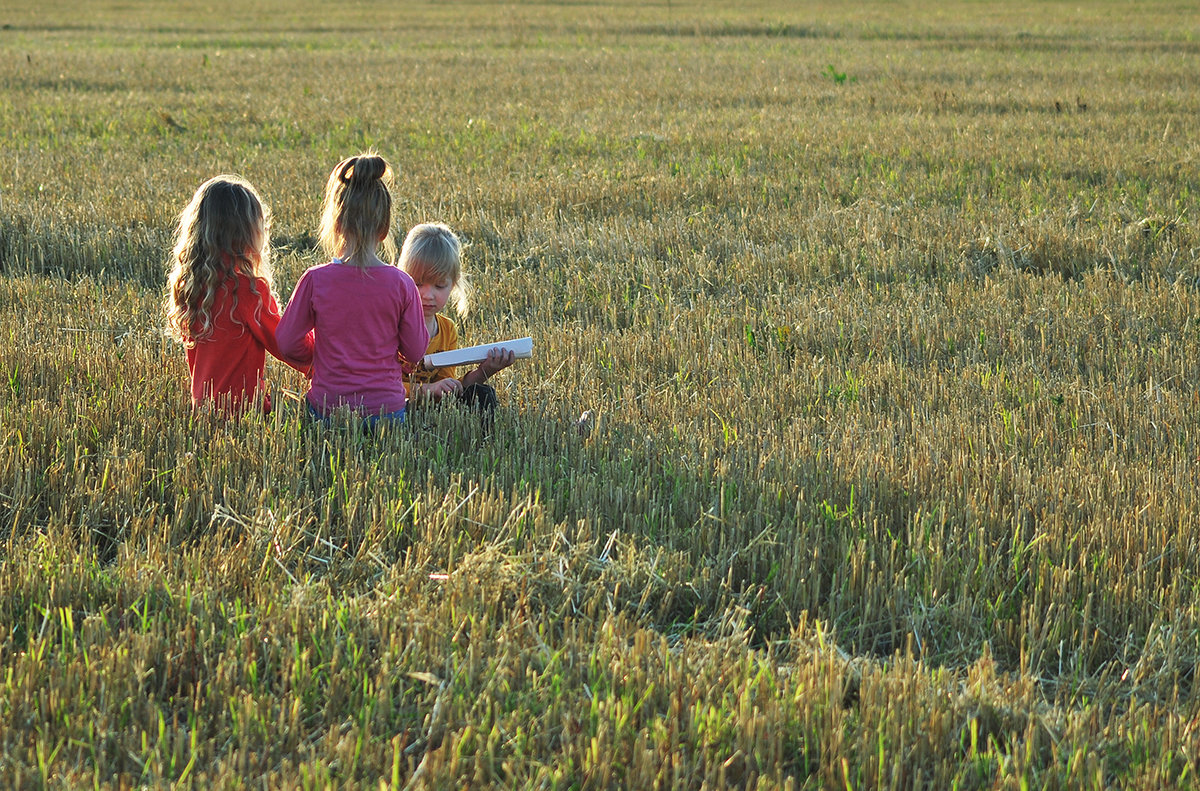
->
[400,223,515,411]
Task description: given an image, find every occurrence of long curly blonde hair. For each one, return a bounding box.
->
[165,176,272,346]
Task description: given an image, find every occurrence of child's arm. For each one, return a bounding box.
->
[410,377,463,403]
[275,273,317,372]
[396,276,430,373]
[460,347,516,389]
[242,276,314,375]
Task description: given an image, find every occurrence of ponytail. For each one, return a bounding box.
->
[319,153,395,265]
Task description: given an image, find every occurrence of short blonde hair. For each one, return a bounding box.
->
[399,222,471,315]
[319,153,395,265]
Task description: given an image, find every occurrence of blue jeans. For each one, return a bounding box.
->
[307,402,406,431]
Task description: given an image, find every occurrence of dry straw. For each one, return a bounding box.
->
[2,0,1200,787]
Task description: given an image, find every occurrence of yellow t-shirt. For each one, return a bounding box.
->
[408,313,459,386]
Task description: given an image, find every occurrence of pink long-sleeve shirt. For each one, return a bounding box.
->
[277,261,428,416]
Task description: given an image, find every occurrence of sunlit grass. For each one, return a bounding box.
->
[2,0,1200,787]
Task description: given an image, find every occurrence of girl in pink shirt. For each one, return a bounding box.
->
[165,175,314,414]
[277,154,427,426]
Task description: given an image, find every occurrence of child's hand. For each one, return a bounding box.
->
[479,347,516,378]
[424,378,462,401]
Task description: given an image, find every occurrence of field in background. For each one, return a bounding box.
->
[2,1,1200,787]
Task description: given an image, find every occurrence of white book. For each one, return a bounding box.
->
[423,336,533,368]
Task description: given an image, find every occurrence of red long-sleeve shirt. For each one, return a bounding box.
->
[185,273,314,413]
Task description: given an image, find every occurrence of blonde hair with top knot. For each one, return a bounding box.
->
[319,153,396,265]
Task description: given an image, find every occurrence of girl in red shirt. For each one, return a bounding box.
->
[165,175,314,413]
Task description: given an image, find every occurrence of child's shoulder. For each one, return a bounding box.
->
[293,260,346,287]
[230,270,269,293]
[229,271,277,307]
[306,260,341,276]
[435,313,459,347]
[313,261,409,281]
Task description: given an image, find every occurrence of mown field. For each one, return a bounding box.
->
[2,0,1200,787]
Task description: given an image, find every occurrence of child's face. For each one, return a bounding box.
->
[415,274,454,319]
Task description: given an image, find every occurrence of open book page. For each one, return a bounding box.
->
[423,336,533,368]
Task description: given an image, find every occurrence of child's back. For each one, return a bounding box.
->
[277,154,427,420]
[185,272,301,410]
[166,175,313,413]
[281,260,425,415]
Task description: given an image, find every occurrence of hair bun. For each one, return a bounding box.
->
[354,155,388,185]
[335,154,389,187]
